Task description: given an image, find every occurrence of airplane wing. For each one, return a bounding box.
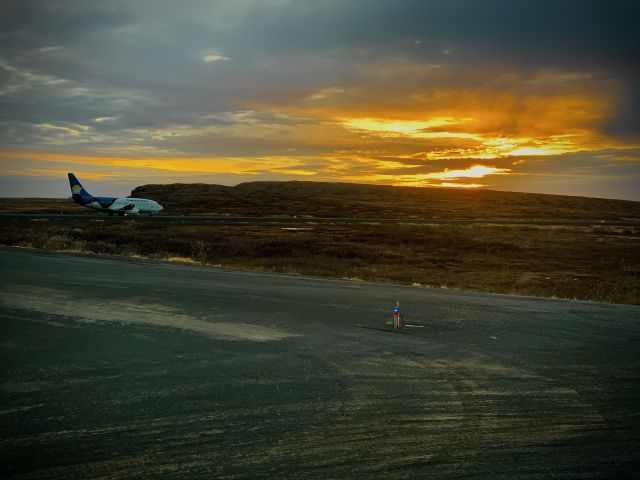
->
[115,203,139,214]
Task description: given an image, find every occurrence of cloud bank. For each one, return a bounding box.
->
[0,0,638,199]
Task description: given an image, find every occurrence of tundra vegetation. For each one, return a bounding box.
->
[1,181,638,304]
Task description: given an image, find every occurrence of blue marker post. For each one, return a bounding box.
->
[392,301,402,330]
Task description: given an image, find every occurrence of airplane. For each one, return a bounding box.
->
[68,173,164,216]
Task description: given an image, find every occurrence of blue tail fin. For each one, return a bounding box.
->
[68,173,92,203]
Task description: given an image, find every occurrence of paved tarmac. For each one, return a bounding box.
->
[1,249,639,479]
[2,213,638,226]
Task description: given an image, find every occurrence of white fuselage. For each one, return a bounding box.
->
[86,197,164,215]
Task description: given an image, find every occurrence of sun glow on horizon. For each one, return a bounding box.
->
[436,182,484,188]
[333,162,510,189]
[427,165,510,179]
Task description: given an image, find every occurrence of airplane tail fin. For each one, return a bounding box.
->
[68,173,92,203]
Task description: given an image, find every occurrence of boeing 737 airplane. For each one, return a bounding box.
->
[68,173,163,215]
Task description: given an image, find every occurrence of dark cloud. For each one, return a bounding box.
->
[226,0,639,68]
[2,1,638,130]
[0,0,638,199]
[0,1,131,49]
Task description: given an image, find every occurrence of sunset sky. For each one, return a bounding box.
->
[1,0,639,199]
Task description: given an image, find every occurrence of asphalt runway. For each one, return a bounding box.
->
[1,249,639,479]
[2,213,638,227]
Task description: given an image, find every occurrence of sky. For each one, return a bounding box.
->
[1,0,639,200]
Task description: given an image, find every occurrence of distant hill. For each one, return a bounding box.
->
[131,181,640,221]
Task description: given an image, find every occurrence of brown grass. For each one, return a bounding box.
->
[3,181,638,303]
[3,180,640,222]
[0,198,84,214]
[1,220,638,305]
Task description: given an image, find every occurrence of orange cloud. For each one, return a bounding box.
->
[0,166,115,180]
[4,65,635,192]
[0,150,320,177]
[245,64,625,172]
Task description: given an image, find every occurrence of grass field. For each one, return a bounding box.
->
[4,180,640,221]
[0,197,83,214]
[1,181,639,304]
[1,220,638,304]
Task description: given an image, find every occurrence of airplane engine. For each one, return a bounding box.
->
[116,203,140,216]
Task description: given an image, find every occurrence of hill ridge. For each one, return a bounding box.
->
[131,181,640,221]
